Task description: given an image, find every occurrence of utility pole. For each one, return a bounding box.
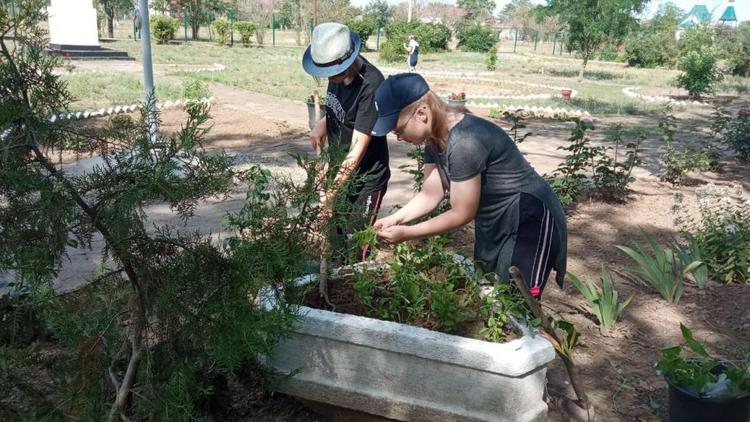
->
[138,0,157,141]
[407,0,413,22]
[312,0,318,26]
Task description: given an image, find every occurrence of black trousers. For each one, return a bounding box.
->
[510,193,561,299]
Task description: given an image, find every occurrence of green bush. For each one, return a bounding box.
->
[235,21,256,46]
[182,79,210,100]
[485,44,497,70]
[346,19,376,50]
[721,23,750,76]
[456,23,496,52]
[625,31,678,68]
[380,21,451,62]
[678,26,714,56]
[598,46,618,62]
[676,47,723,98]
[212,18,232,45]
[726,111,750,162]
[674,184,750,284]
[150,16,179,44]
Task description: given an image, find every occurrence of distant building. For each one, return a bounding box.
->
[676,1,743,39]
[419,4,466,28]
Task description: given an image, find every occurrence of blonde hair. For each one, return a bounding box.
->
[400,91,470,150]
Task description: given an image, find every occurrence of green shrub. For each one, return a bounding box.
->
[456,23,496,52]
[182,79,210,100]
[485,44,497,70]
[674,184,750,284]
[598,46,618,62]
[567,266,634,336]
[658,109,718,184]
[726,110,750,161]
[678,26,714,56]
[676,47,723,98]
[625,31,678,68]
[212,18,232,45]
[150,16,179,44]
[380,19,454,63]
[379,39,405,63]
[346,19,376,50]
[235,21,256,46]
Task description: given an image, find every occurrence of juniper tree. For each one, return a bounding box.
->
[0,2,314,419]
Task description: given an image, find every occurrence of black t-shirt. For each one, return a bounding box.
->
[325,57,390,193]
[423,114,567,287]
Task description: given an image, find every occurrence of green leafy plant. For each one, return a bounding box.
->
[657,323,750,398]
[456,23,496,52]
[676,46,723,99]
[567,266,634,335]
[501,110,531,144]
[672,236,709,288]
[591,124,642,202]
[673,184,750,284]
[486,44,498,70]
[235,21,256,46]
[212,18,232,45]
[397,145,425,192]
[545,119,598,206]
[379,21,451,62]
[725,110,750,162]
[616,231,702,303]
[150,16,179,44]
[658,108,718,184]
[346,19,376,50]
[182,79,210,100]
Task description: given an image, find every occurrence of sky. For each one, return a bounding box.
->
[348,0,750,22]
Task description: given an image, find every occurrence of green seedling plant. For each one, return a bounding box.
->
[657,323,750,398]
[567,266,634,336]
[616,231,703,303]
[501,110,532,144]
[672,236,709,288]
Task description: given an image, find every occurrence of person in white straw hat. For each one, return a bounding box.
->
[302,22,390,264]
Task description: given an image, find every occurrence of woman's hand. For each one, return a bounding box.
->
[373,215,401,230]
[377,225,412,244]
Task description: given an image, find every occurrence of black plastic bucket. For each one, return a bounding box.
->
[666,375,750,422]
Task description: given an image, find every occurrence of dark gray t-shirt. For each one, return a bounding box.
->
[424,114,567,286]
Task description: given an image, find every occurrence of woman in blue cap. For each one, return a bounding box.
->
[303,23,390,263]
[371,73,567,299]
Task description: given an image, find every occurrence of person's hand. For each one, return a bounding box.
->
[373,215,400,231]
[377,225,411,244]
[310,119,326,152]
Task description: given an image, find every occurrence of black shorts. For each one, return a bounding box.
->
[510,193,561,299]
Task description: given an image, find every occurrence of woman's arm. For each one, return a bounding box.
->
[378,174,480,243]
[376,164,444,229]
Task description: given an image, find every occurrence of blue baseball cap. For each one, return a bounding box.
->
[372,73,430,136]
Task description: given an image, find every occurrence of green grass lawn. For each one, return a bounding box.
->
[65,39,748,117]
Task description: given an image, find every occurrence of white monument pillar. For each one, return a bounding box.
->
[48,0,99,49]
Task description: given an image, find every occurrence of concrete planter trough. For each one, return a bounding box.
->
[261,264,556,422]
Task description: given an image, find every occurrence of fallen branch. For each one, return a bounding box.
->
[509,266,595,422]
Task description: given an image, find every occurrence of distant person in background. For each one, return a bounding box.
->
[404,35,419,72]
[133,6,141,39]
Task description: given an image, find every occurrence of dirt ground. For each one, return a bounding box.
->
[46,75,750,421]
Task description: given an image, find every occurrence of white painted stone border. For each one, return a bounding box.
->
[469,102,591,120]
[47,97,215,123]
[54,63,226,77]
[622,86,710,108]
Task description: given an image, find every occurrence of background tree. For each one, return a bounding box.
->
[238,0,282,44]
[95,0,134,39]
[624,2,683,68]
[499,0,534,39]
[365,0,393,28]
[0,2,310,419]
[457,0,495,22]
[176,0,231,40]
[317,0,357,24]
[545,0,648,77]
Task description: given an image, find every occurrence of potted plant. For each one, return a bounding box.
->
[448,91,467,106]
[656,323,750,422]
[561,89,573,100]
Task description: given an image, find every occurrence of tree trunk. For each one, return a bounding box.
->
[107,15,114,39]
[579,54,588,79]
[191,19,200,40]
